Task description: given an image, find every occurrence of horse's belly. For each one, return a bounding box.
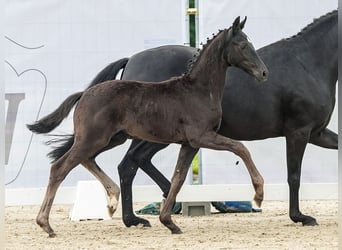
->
[219,113,283,140]
[125,122,186,144]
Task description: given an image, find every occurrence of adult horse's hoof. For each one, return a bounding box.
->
[140,220,152,227]
[291,213,318,226]
[124,216,151,228]
[302,217,319,226]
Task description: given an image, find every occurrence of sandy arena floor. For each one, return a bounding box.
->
[5,200,338,250]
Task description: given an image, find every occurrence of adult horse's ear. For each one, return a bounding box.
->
[240,16,247,30]
[232,16,240,34]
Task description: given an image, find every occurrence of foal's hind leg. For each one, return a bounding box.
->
[37,151,81,237]
[38,133,114,236]
[82,132,128,217]
[82,159,120,217]
[188,130,264,207]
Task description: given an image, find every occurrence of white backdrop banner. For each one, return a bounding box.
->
[198,0,338,184]
[5,0,187,188]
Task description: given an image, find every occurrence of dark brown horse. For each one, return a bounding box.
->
[28,16,268,236]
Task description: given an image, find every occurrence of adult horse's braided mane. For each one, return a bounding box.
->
[183,10,337,76]
[285,9,337,41]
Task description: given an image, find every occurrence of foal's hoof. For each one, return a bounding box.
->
[48,232,57,238]
[107,205,116,218]
[253,194,263,207]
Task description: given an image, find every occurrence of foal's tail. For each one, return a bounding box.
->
[27,57,129,162]
[27,92,83,133]
[27,57,129,134]
[45,134,75,163]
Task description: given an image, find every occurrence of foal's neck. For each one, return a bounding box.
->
[185,31,229,100]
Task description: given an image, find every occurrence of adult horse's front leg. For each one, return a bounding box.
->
[188,130,264,207]
[159,144,199,234]
[286,128,318,226]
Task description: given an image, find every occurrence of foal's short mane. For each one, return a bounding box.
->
[285,9,337,41]
[183,28,229,77]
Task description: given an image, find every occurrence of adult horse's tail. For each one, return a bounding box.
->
[27,57,129,162]
[27,58,129,134]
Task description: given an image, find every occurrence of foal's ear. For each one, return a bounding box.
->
[232,16,240,34]
[240,16,247,30]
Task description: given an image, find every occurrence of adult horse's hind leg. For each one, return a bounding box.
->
[309,128,338,149]
[159,144,198,234]
[286,128,318,226]
[118,140,171,227]
[129,141,171,197]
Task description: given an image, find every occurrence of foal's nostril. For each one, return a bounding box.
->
[262,71,267,77]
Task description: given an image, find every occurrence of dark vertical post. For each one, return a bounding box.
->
[186,0,202,184]
[189,0,196,48]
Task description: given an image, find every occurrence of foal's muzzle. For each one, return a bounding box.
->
[252,64,268,82]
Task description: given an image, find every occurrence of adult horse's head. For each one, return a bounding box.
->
[224,16,268,82]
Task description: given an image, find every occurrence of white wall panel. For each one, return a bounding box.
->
[5,0,187,188]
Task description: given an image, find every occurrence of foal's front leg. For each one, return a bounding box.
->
[189,130,264,207]
[159,144,199,234]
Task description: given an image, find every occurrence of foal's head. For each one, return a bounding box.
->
[224,16,268,82]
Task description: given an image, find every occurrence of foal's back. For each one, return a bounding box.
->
[77,77,207,144]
